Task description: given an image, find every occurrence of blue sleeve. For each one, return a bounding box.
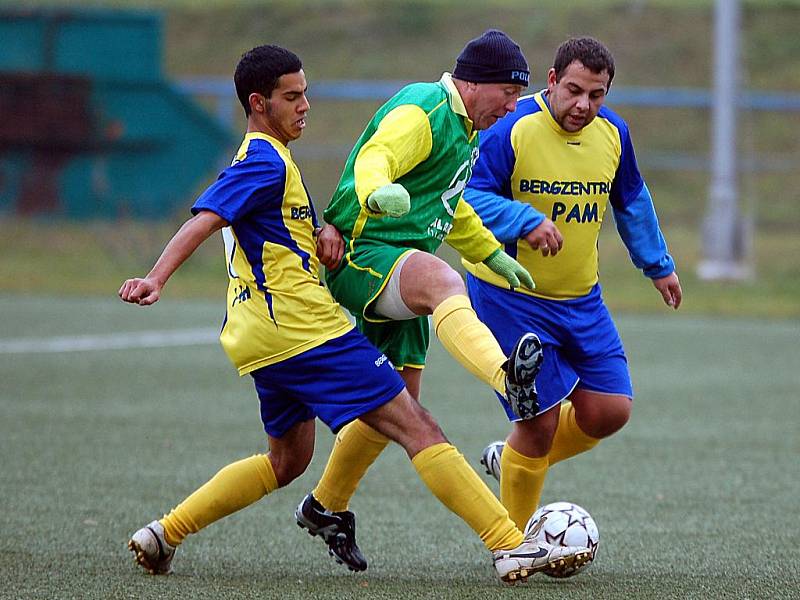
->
[605,115,674,278]
[612,182,675,279]
[191,150,286,223]
[465,122,544,244]
[608,112,644,211]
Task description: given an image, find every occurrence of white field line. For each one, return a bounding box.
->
[0,328,219,354]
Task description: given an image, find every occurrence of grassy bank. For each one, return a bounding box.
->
[2,217,798,318]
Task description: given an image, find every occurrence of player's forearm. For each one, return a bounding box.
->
[446,198,501,263]
[463,186,544,243]
[354,150,396,208]
[353,105,432,206]
[612,183,675,278]
[147,211,227,287]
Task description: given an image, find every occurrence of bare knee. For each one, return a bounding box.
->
[431,267,468,310]
[389,399,448,453]
[267,420,315,487]
[360,391,448,457]
[269,450,312,488]
[435,265,467,296]
[573,393,631,439]
[412,405,447,442]
[399,254,466,313]
[508,407,560,457]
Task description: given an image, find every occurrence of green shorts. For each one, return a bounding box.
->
[326,238,430,369]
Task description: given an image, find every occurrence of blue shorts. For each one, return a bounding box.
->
[250,328,405,438]
[467,276,633,421]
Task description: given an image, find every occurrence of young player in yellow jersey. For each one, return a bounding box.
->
[464,37,683,535]
[119,44,590,583]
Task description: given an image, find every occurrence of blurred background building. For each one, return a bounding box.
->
[0,9,232,219]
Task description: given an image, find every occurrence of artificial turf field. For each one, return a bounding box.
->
[1,294,798,599]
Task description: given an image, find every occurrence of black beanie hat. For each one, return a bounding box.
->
[453,29,529,87]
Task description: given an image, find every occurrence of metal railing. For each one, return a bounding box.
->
[176,77,800,173]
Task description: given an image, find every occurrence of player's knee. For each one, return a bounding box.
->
[511,411,559,456]
[605,396,632,434]
[420,262,466,308]
[418,407,447,441]
[269,450,312,488]
[578,396,631,438]
[402,403,448,449]
[597,411,629,438]
[400,254,466,312]
[437,264,467,296]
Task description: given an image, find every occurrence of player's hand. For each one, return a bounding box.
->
[119,277,162,306]
[315,224,345,269]
[483,249,535,290]
[652,272,682,309]
[366,183,410,218]
[524,219,563,257]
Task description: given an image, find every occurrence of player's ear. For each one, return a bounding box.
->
[249,92,267,114]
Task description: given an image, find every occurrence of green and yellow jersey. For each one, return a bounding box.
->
[323,73,500,264]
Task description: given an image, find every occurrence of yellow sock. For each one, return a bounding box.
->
[313,419,390,512]
[432,295,506,394]
[547,402,600,466]
[500,442,549,530]
[160,454,278,546]
[412,443,523,552]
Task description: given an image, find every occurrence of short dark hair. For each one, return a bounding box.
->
[553,37,615,87]
[234,45,302,116]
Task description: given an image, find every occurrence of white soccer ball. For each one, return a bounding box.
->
[525,501,599,578]
[480,440,504,481]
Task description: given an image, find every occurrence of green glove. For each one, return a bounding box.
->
[366,183,410,218]
[483,248,535,290]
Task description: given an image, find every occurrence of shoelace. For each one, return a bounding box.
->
[525,514,547,540]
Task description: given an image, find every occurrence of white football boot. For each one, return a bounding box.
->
[493,516,593,584]
[128,520,176,575]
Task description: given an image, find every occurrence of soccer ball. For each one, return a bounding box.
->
[480,440,504,481]
[525,501,599,578]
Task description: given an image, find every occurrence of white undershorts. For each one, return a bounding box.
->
[373,250,419,320]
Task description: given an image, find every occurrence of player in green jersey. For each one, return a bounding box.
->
[297,30,547,571]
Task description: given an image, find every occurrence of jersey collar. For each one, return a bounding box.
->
[537,90,583,138]
[244,131,289,149]
[439,72,476,136]
[240,131,292,159]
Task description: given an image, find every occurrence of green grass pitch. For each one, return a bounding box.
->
[0,294,798,599]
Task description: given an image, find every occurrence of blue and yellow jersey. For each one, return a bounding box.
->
[463,91,674,300]
[192,133,352,375]
[324,73,500,264]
